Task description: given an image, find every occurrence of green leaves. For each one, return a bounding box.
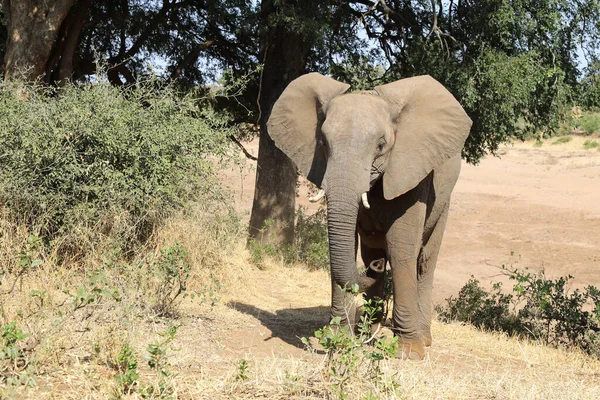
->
[304,298,398,399]
[0,78,232,255]
[438,266,600,358]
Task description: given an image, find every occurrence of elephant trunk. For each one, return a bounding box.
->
[325,170,378,294]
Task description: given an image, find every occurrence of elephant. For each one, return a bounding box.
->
[266,72,472,359]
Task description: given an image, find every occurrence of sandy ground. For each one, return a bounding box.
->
[221,135,600,303]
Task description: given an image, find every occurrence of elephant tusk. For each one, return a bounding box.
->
[361,192,370,209]
[308,189,325,202]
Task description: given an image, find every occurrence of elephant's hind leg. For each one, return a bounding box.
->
[417,206,450,346]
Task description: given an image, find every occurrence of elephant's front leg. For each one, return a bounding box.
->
[387,199,427,359]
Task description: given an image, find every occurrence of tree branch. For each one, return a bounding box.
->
[110,0,192,64]
[229,135,257,161]
[170,40,216,79]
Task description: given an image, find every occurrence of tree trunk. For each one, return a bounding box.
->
[57,0,91,83]
[2,0,76,81]
[248,0,312,245]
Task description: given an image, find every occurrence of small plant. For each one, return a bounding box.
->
[0,320,34,386]
[583,140,599,149]
[302,292,398,399]
[552,136,572,144]
[141,323,179,399]
[67,270,121,311]
[16,235,44,272]
[150,242,192,317]
[195,274,222,307]
[533,140,543,147]
[234,359,250,382]
[113,343,140,396]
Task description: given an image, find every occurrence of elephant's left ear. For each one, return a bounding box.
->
[375,76,472,200]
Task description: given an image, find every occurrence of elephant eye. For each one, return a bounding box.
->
[377,140,386,153]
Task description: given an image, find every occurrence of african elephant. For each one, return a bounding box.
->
[267,73,472,359]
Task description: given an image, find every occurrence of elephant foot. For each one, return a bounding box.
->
[395,340,426,360]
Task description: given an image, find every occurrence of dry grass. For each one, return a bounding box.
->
[2,203,600,399]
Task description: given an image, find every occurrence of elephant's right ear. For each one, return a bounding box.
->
[267,73,350,187]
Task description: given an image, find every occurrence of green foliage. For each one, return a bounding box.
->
[577,112,600,135]
[460,50,563,161]
[0,320,34,387]
[248,208,329,270]
[234,359,250,382]
[331,1,600,163]
[293,207,329,270]
[141,323,179,399]
[149,243,191,317]
[303,296,398,399]
[66,270,122,311]
[584,140,600,149]
[113,343,140,396]
[436,278,521,335]
[0,78,230,255]
[437,267,600,357]
[2,235,44,290]
[579,60,600,109]
[552,136,573,144]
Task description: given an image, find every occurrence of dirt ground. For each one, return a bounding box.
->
[222,136,600,303]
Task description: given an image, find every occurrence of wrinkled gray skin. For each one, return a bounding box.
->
[267,73,472,359]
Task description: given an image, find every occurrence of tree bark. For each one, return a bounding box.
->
[248,0,312,245]
[3,0,76,81]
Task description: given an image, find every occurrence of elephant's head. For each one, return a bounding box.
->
[267,73,472,293]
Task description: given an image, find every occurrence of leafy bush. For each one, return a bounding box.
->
[436,278,522,335]
[0,78,231,255]
[578,112,600,135]
[248,208,329,270]
[437,267,600,358]
[293,207,329,270]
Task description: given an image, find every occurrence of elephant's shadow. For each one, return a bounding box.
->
[227,302,330,351]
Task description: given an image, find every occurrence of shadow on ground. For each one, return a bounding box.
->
[228,302,330,349]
